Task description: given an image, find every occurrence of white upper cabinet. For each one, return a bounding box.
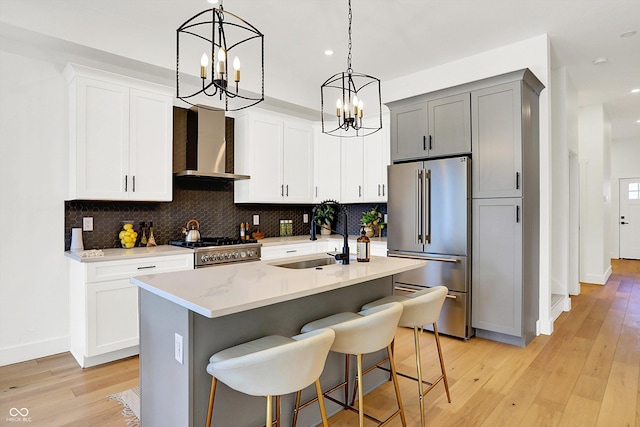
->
[65,64,173,201]
[363,113,390,202]
[313,125,342,203]
[340,136,365,203]
[234,110,313,203]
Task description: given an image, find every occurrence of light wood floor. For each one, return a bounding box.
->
[1,259,638,426]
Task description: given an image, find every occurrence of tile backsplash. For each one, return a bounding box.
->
[65,178,386,250]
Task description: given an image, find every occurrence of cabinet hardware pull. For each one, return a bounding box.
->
[286,249,297,253]
[390,253,459,263]
[281,185,284,197]
[423,135,427,150]
[286,184,289,197]
[516,205,520,223]
[382,184,385,196]
[445,294,457,300]
[429,135,433,150]
[395,286,420,293]
[315,186,318,197]
[516,172,520,190]
[137,265,156,270]
[378,184,381,196]
[358,185,362,197]
[132,175,135,192]
[124,175,128,192]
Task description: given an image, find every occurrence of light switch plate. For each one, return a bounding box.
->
[83,217,93,231]
[253,214,260,226]
[303,213,309,223]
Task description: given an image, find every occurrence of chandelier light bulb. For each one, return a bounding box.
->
[200,53,208,78]
[352,95,359,115]
[358,99,364,117]
[217,48,226,75]
[336,99,342,117]
[233,56,241,82]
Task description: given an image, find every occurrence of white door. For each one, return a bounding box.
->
[620,178,640,259]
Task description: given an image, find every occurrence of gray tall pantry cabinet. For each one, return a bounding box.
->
[471,71,544,347]
[388,69,544,347]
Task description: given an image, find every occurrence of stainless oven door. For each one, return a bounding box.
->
[394,283,472,339]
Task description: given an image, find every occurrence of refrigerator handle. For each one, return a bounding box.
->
[417,169,423,243]
[425,169,432,244]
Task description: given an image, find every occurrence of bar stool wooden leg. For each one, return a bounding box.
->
[206,377,217,427]
[388,344,407,427]
[433,324,451,402]
[413,326,426,426]
[315,379,329,427]
[356,353,364,427]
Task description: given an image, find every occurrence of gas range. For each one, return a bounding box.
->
[169,237,262,268]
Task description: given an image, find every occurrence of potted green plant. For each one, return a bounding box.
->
[361,205,385,238]
[315,204,336,235]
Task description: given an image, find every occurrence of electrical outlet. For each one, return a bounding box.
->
[83,217,93,231]
[174,333,183,364]
[303,213,309,223]
[253,214,260,226]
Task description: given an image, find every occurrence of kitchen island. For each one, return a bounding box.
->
[132,253,426,427]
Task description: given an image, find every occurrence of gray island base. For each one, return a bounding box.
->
[133,254,427,427]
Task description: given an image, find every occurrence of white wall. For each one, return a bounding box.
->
[383,34,555,334]
[610,137,640,258]
[550,66,578,313]
[578,104,612,284]
[0,48,69,365]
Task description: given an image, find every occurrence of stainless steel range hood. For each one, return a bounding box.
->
[174,105,249,180]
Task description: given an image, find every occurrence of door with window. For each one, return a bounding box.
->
[620,178,640,259]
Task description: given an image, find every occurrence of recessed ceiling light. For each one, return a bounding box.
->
[324,50,334,56]
[637,119,640,124]
[592,57,608,65]
[631,88,640,94]
[620,30,637,38]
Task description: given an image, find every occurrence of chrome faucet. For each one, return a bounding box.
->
[310,200,350,265]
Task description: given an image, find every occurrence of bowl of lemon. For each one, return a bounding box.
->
[119,223,138,248]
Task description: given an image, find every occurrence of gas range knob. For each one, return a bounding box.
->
[240,251,247,258]
[233,252,239,259]
[225,253,232,259]
[247,250,255,257]
[201,255,209,262]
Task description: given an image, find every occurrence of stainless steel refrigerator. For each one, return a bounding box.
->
[387,156,473,339]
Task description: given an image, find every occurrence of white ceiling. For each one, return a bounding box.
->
[1,0,639,139]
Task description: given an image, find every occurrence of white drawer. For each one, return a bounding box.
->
[261,243,318,260]
[86,254,194,283]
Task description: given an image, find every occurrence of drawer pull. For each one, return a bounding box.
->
[445,294,457,300]
[137,265,157,270]
[394,286,419,293]
[389,253,460,263]
[286,249,298,253]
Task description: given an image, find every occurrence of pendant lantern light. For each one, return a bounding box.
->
[321,0,382,137]
[176,0,264,111]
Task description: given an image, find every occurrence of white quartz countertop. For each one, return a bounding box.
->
[64,245,194,262]
[132,253,425,319]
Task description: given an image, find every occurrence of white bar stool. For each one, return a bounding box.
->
[293,302,406,427]
[361,286,451,426]
[205,328,335,427]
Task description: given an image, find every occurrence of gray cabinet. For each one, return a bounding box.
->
[470,70,543,347]
[471,82,522,199]
[389,93,470,162]
[472,198,523,337]
[428,93,471,158]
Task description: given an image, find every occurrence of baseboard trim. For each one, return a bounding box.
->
[581,265,612,285]
[0,335,70,367]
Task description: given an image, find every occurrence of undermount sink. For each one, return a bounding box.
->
[274,257,339,269]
